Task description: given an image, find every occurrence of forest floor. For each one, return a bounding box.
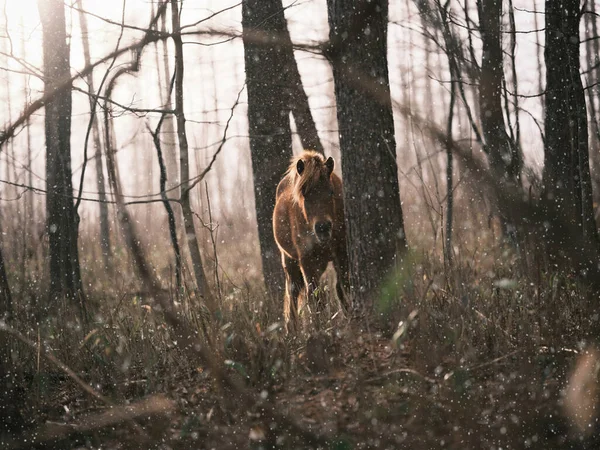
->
[8,234,597,449]
[18,319,584,450]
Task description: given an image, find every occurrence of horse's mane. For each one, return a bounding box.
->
[285,151,328,204]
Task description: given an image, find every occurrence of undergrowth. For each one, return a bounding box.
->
[1,203,595,449]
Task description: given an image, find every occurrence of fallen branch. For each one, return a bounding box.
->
[3,394,174,450]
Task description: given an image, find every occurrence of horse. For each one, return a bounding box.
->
[273,150,350,331]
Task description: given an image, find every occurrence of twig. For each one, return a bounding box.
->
[204,181,221,299]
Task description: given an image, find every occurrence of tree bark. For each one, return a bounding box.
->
[326,0,408,313]
[476,0,520,182]
[584,0,600,200]
[171,0,215,309]
[0,237,21,439]
[241,0,295,294]
[159,11,179,195]
[543,0,599,253]
[273,1,324,153]
[38,0,85,311]
[76,0,112,270]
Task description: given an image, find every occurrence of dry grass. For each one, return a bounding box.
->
[1,191,597,449]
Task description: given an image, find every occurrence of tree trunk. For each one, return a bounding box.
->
[241,0,294,294]
[0,239,21,439]
[38,0,85,312]
[272,0,324,153]
[171,0,215,310]
[584,0,600,202]
[477,0,520,182]
[326,0,408,313]
[543,0,599,253]
[76,0,112,271]
[159,11,179,195]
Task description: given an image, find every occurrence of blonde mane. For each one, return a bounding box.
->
[285,151,328,204]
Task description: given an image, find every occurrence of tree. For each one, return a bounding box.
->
[543,0,599,253]
[75,0,112,271]
[476,0,520,182]
[170,0,214,307]
[275,2,324,154]
[241,0,317,293]
[38,0,85,312]
[326,0,408,313]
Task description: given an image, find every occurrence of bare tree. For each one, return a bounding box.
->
[326,0,408,313]
[38,0,85,312]
[157,9,179,195]
[543,0,599,253]
[171,0,215,308]
[76,0,112,270]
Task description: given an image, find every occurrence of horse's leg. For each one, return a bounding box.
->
[283,254,304,333]
[300,254,329,315]
[333,246,351,314]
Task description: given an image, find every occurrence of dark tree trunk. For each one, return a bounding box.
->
[584,0,600,201]
[543,0,599,252]
[476,0,520,181]
[242,0,294,293]
[38,0,85,312]
[326,0,407,313]
[0,231,21,439]
[273,1,324,154]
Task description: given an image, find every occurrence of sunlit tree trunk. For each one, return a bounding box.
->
[241,0,294,294]
[543,0,599,253]
[326,0,408,313]
[38,0,85,312]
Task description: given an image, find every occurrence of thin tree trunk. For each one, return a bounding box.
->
[171,0,215,310]
[326,0,408,313]
[445,73,456,266]
[159,10,179,195]
[507,0,520,153]
[149,118,182,293]
[20,16,34,296]
[38,0,85,313]
[533,2,545,111]
[76,0,112,270]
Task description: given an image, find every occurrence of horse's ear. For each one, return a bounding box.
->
[296,159,305,175]
[325,156,334,175]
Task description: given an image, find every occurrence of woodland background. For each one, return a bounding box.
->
[1,0,600,449]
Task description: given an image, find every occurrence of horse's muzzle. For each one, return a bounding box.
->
[315,221,333,243]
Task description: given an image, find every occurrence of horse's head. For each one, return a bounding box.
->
[293,152,336,243]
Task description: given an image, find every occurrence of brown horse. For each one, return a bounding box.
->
[273,151,350,330]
